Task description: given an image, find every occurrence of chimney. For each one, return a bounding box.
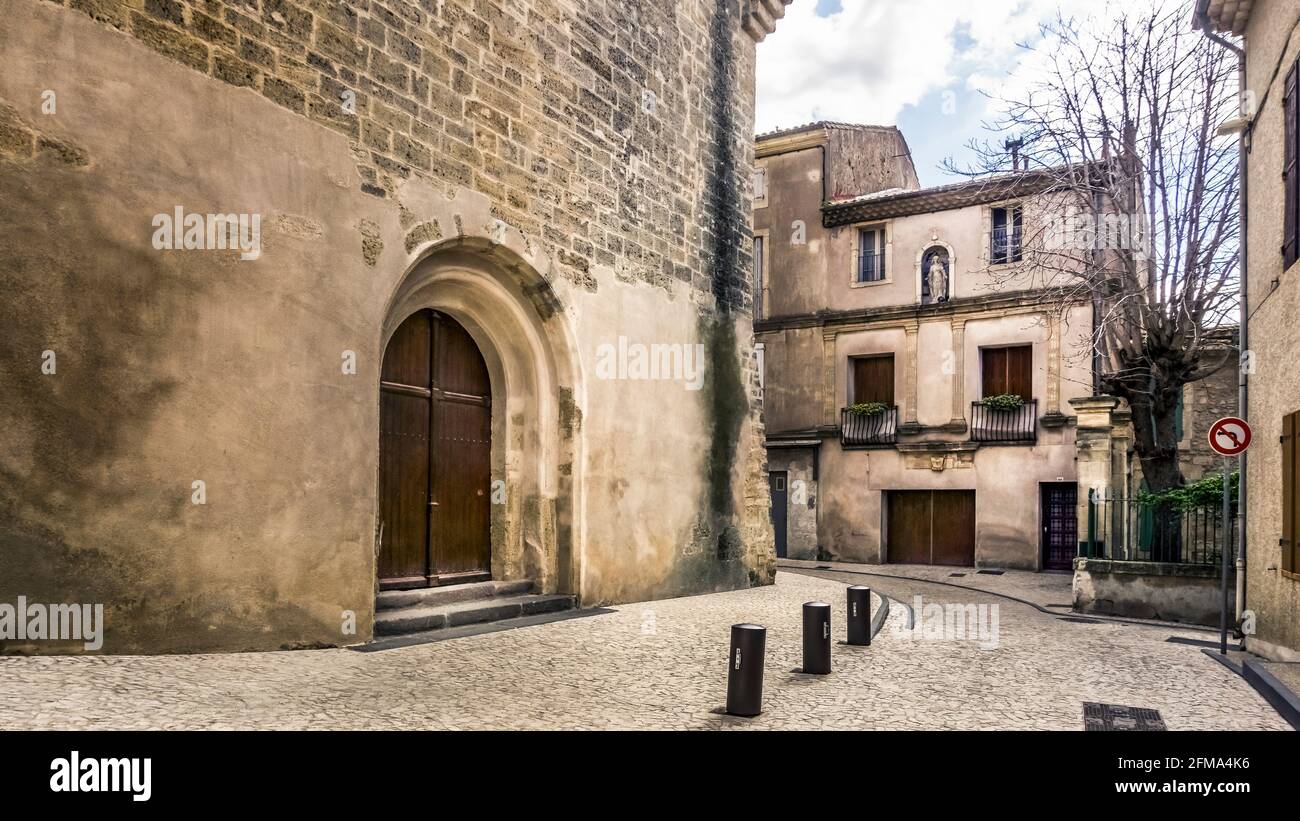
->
[1005,138,1025,172]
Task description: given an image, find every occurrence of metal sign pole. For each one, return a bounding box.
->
[1220,455,1232,655]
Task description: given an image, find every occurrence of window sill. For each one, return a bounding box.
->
[850,278,891,289]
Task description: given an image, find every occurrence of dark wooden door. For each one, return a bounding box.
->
[769,472,788,559]
[887,490,975,566]
[1041,482,1078,571]
[379,310,491,589]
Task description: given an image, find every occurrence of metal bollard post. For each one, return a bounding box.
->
[726,623,766,716]
[802,601,832,674]
[847,586,872,646]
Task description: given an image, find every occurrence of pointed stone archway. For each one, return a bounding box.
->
[377,238,584,599]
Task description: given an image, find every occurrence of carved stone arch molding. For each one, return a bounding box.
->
[379,237,585,599]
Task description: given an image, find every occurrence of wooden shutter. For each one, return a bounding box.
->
[1011,207,1024,262]
[982,347,1007,397]
[1286,412,1299,573]
[853,354,895,404]
[1007,345,1032,400]
[1285,61,1298,269]
[982,345,1032,400]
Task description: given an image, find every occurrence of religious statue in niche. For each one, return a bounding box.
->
[923,247,950,304]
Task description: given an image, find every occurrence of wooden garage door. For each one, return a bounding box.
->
[887,490,975,566]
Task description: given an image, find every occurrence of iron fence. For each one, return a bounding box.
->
[841,406,898,446]
[1083,490,1238,565]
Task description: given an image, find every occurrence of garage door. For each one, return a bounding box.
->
[887,490,975,566]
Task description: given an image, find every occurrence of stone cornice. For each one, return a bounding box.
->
[753,290,1082,337]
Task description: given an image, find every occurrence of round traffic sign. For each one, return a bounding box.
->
[1208,416,1252,457]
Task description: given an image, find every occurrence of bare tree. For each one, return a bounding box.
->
[947,0,1240,503]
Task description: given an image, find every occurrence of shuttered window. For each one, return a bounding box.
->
[852,354,895,404]
[982,345,1033,400]
[1285,60,1299,269]
[1283,412,1300,574]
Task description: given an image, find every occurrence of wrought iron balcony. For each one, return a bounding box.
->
[970,399,1037,443]
[990,226,1023,264]
[841,406,898,446]
[856,249,885,283]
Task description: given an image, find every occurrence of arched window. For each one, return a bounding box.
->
[921,246,950,305]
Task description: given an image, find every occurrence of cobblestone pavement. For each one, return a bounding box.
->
[0,571,1288,730]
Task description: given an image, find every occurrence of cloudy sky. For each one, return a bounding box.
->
[755,0,1112,187]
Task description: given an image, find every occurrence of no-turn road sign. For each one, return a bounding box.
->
[1208,416,1252,457]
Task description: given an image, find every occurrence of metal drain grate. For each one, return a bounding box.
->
[1083,702,1166,731]
[976,569,1005,575]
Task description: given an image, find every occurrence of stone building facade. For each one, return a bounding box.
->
[755,123,1095,571]
[0,0,792,653]
[1203,0,1300,661]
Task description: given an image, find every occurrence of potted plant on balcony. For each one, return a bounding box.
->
[847,401,889,417]
[978,394,1025,411]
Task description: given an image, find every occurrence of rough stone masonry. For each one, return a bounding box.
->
[0,0,789,653]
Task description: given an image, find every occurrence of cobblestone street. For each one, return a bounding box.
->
[0,571,1288,730]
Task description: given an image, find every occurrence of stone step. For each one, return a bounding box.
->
[376,579,534,612]
[374,593,577,637]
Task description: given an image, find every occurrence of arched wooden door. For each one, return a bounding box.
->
[378,310,492,589]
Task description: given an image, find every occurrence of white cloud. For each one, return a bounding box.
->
[755,0,1106,134]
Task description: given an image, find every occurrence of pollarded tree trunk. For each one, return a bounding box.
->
[1128,392,1185,562]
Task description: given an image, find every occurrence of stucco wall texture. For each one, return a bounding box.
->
[0,0,777,653]
[1240,0,1300,660]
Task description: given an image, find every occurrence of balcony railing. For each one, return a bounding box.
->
[970,399,1037,443]
[991,226,1023,264]
[841,406,898,446]
[856,249,885,283]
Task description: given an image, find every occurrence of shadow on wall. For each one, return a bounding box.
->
[0,147,329,653]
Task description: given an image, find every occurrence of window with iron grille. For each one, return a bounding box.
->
[752,234,765,319]
[991,205,1023,265]
[857,226,886,283]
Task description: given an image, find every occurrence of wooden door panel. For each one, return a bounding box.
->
[382,311,431,387]
[435,316,491,396]
[430,396,491,577]
[931,490,976,566]
[378,390,430,584]
[888,491,932,564]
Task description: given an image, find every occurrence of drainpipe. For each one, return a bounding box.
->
[1194,0,1248,627]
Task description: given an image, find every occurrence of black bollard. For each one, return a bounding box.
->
[847,586,872,646]
[802,601,832,674]
[726,623,766,716]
